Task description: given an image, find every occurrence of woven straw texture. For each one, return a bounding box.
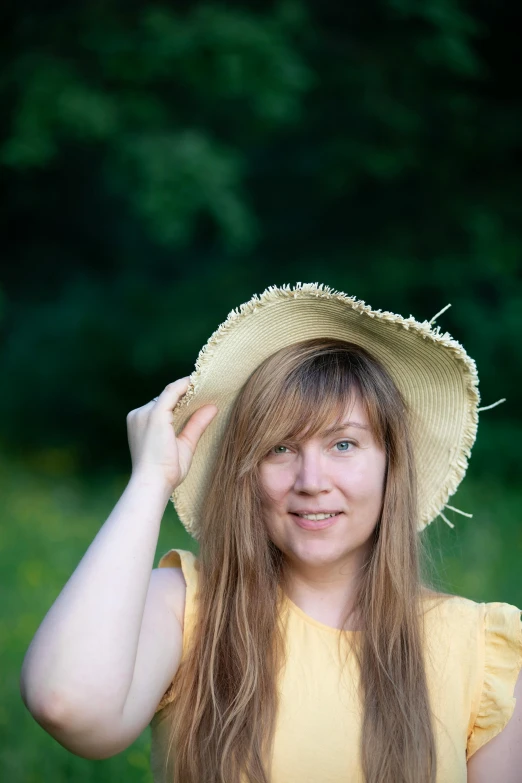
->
[170,283,480,537]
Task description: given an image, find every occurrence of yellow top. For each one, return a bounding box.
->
[150,550,522,783]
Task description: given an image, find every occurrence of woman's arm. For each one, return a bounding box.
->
[467,666,522,782]
[20,378,217,758]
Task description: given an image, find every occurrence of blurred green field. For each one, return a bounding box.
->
[1,451,521,781]
[0,452,195,782]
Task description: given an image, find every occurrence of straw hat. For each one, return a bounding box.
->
[170,283,480,537]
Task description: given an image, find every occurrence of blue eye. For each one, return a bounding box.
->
[272,445,288,454]
[335,441,352,451]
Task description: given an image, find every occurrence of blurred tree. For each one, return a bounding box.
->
[1,0,520,476]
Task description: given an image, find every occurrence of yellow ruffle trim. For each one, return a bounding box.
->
[154,549,199,714]
[467,602,522,758]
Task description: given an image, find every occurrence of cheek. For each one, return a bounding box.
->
[363,457,386,493]
[367,457,387,509]
[259,465,293,506]
[341,454,386,503]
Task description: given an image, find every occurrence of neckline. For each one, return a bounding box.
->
[282,591,450,634]
[280,589,359,635]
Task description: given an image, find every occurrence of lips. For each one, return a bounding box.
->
[291,510,342,517]
[290,511,342,531]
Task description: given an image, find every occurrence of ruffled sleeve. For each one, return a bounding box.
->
[154,548,200,714]
[467,601,522,759]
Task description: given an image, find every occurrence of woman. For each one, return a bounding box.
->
[20,284,522,783]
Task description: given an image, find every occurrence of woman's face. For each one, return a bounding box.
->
[259,396,387,573]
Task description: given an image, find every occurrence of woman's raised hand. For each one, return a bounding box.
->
[126,376,218,491]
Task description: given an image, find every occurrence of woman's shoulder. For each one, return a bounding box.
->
[431,594,522,762]
[152,549,200,715]
[421,591,522,758]
[155,548,199,630]
[157,547,198,574]
[422,591,521,648]
[422,590,520,627]
[422,591,521,700]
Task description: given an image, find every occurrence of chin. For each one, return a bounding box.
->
[283,531,374,568]
[287,539,346,567]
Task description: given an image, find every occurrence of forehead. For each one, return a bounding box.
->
[291,395,371,441]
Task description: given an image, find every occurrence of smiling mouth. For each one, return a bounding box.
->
[291,512,341,521]
[290,511,342,530]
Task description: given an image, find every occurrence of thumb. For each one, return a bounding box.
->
[177,404,218,456]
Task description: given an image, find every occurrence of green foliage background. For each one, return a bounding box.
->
[1,0,521,779]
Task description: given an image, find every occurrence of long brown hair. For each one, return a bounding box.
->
[165,338,437,783]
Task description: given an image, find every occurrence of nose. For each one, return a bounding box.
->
[293,446,332,495]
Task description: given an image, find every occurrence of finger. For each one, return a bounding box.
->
[153,377,191,410]
[177,404,218,455]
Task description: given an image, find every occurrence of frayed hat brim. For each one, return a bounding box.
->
[170,283,479,538]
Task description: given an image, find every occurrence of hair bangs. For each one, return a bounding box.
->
[262,369,361,447]
[237,345,388,476]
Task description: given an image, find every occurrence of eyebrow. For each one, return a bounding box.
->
[322,420,370,436]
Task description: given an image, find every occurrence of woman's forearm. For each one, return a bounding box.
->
[20,470,173,723]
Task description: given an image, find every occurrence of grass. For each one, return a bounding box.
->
[0,451,195,782]
[1,450,521,781]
